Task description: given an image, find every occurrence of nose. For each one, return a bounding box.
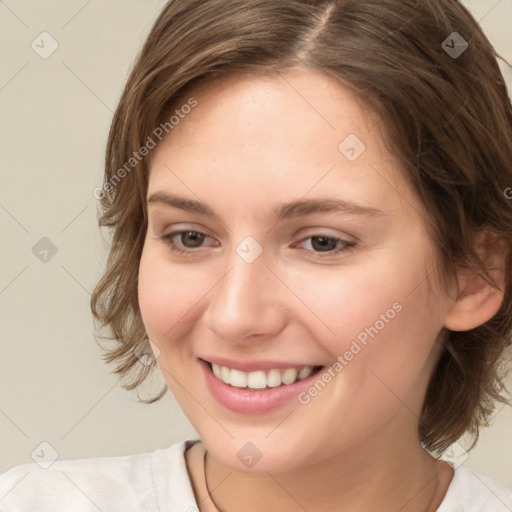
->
[203,245,288,343]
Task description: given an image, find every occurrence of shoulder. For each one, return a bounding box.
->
[438,463,512,511]
[0,439,199,512]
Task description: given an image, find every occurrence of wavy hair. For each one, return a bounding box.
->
[90,0,512,455]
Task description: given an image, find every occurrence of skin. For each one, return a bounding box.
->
[137,65,505,512]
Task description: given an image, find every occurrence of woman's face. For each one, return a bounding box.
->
[138,66,452,472]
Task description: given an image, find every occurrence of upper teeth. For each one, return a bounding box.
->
[211,363,314,389]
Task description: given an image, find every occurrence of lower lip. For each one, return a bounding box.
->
[198,358,323,414]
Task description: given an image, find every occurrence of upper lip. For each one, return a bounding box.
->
[200,356,323,373]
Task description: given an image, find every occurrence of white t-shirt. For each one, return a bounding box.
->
[1,439,511,511]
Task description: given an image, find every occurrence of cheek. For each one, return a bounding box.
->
[288,259,442,444]
[287,261,412,343]
[291,247,442,374]
[137,246,201,343]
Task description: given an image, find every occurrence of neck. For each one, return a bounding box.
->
[200,429,452,512]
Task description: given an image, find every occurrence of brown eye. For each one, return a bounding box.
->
[310,236,339,252]
[294,234,355,258]
[159,230,213,255]
[179,231,206,247]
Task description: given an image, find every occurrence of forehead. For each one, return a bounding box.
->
[170,66,377,147]
[147,66,420,225]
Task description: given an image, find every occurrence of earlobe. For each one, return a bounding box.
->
[443,233,507,332]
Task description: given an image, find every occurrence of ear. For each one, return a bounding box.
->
[443,231,508,332]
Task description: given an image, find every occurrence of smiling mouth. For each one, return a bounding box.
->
[203,360,324,390]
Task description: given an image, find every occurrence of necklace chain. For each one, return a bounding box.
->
[203,448,225,512]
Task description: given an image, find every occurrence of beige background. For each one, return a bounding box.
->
[1,0,511,487]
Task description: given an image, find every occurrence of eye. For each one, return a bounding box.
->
[158,230,355,258]
[159,230,216,255]
[294,235,355,257]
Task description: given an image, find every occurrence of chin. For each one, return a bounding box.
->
[203,435,313,474]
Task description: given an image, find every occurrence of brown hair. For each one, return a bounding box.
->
[90,0,512,455]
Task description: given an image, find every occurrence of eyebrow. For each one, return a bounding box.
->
[147,191,385,220]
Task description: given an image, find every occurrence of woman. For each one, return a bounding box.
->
[2,0,512,510]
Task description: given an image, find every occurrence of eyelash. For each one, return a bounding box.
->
[158,230,356,258]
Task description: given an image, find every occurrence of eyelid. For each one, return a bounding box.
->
[162,229,217,246]
[157,221,217,238]
[159,224,354,244]
[297,226,356,242]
